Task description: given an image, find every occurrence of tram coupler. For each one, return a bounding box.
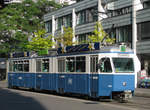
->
[119,90,132,102]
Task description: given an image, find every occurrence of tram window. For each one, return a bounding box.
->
[90,56,98,72]
[66,57,75,72]
[42,59,49,72]
[9,61,13,72]
[76,56,85,72]
[18,61,23,72]
[58,58,65,72]
[24,60,29,72]
[100,58,112,73]
[13,61,18,72]
[36,59,42,72]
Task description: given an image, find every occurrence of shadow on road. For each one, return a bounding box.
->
[0,87,47,110]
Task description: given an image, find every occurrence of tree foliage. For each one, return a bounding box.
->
[26,29,55,51]
[0,0,61,56]
[56,27,74,48]
[88,22,115,45]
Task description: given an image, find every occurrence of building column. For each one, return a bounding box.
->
[116,28,119,43]
[98,0,102,21]
[132,0,143,88]
[72,8,76,43]
[52,15,56,48]
[132,0,137,54]
[98,0,107,21]
[132,0,143,53]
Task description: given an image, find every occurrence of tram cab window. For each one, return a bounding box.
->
[99,58,112,73]
[42,59,49,72]
[112,58,134,73]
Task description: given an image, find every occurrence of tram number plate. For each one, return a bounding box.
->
[38,75,42,77]
[18,77,22,80]
[92,76,98,80]
[60,75,65,78]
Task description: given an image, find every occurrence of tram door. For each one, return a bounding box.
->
[36,59,42,89]
[90,55,99,97]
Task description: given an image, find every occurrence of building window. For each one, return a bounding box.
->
[117,25,132,43]
[56,17,63,30]
[105,28,116,42]
[63,14,72,27]
[76,7,98,25]
[107,6,132,18]
[77,10,86,25]
[76,0,83,2]
[45,20,52,33]
[77,33,92,44]
[138,22,150,40]
[143,1,150,9]
[78,34,87,44]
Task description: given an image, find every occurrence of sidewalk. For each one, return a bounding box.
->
[0,80,8,88]
[135,88,150,98]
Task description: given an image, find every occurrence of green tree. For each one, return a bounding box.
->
[0,0,61,56]
[88,22,115,45]
[56,27,75,48]
[26,29,55,51]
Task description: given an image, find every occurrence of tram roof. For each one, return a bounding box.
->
[9,43,133,59]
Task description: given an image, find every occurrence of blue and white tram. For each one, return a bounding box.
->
[7,44,137,101]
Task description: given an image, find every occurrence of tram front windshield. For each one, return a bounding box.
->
[112,58,134,73]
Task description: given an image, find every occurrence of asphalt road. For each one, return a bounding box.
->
[0,87,150,110]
